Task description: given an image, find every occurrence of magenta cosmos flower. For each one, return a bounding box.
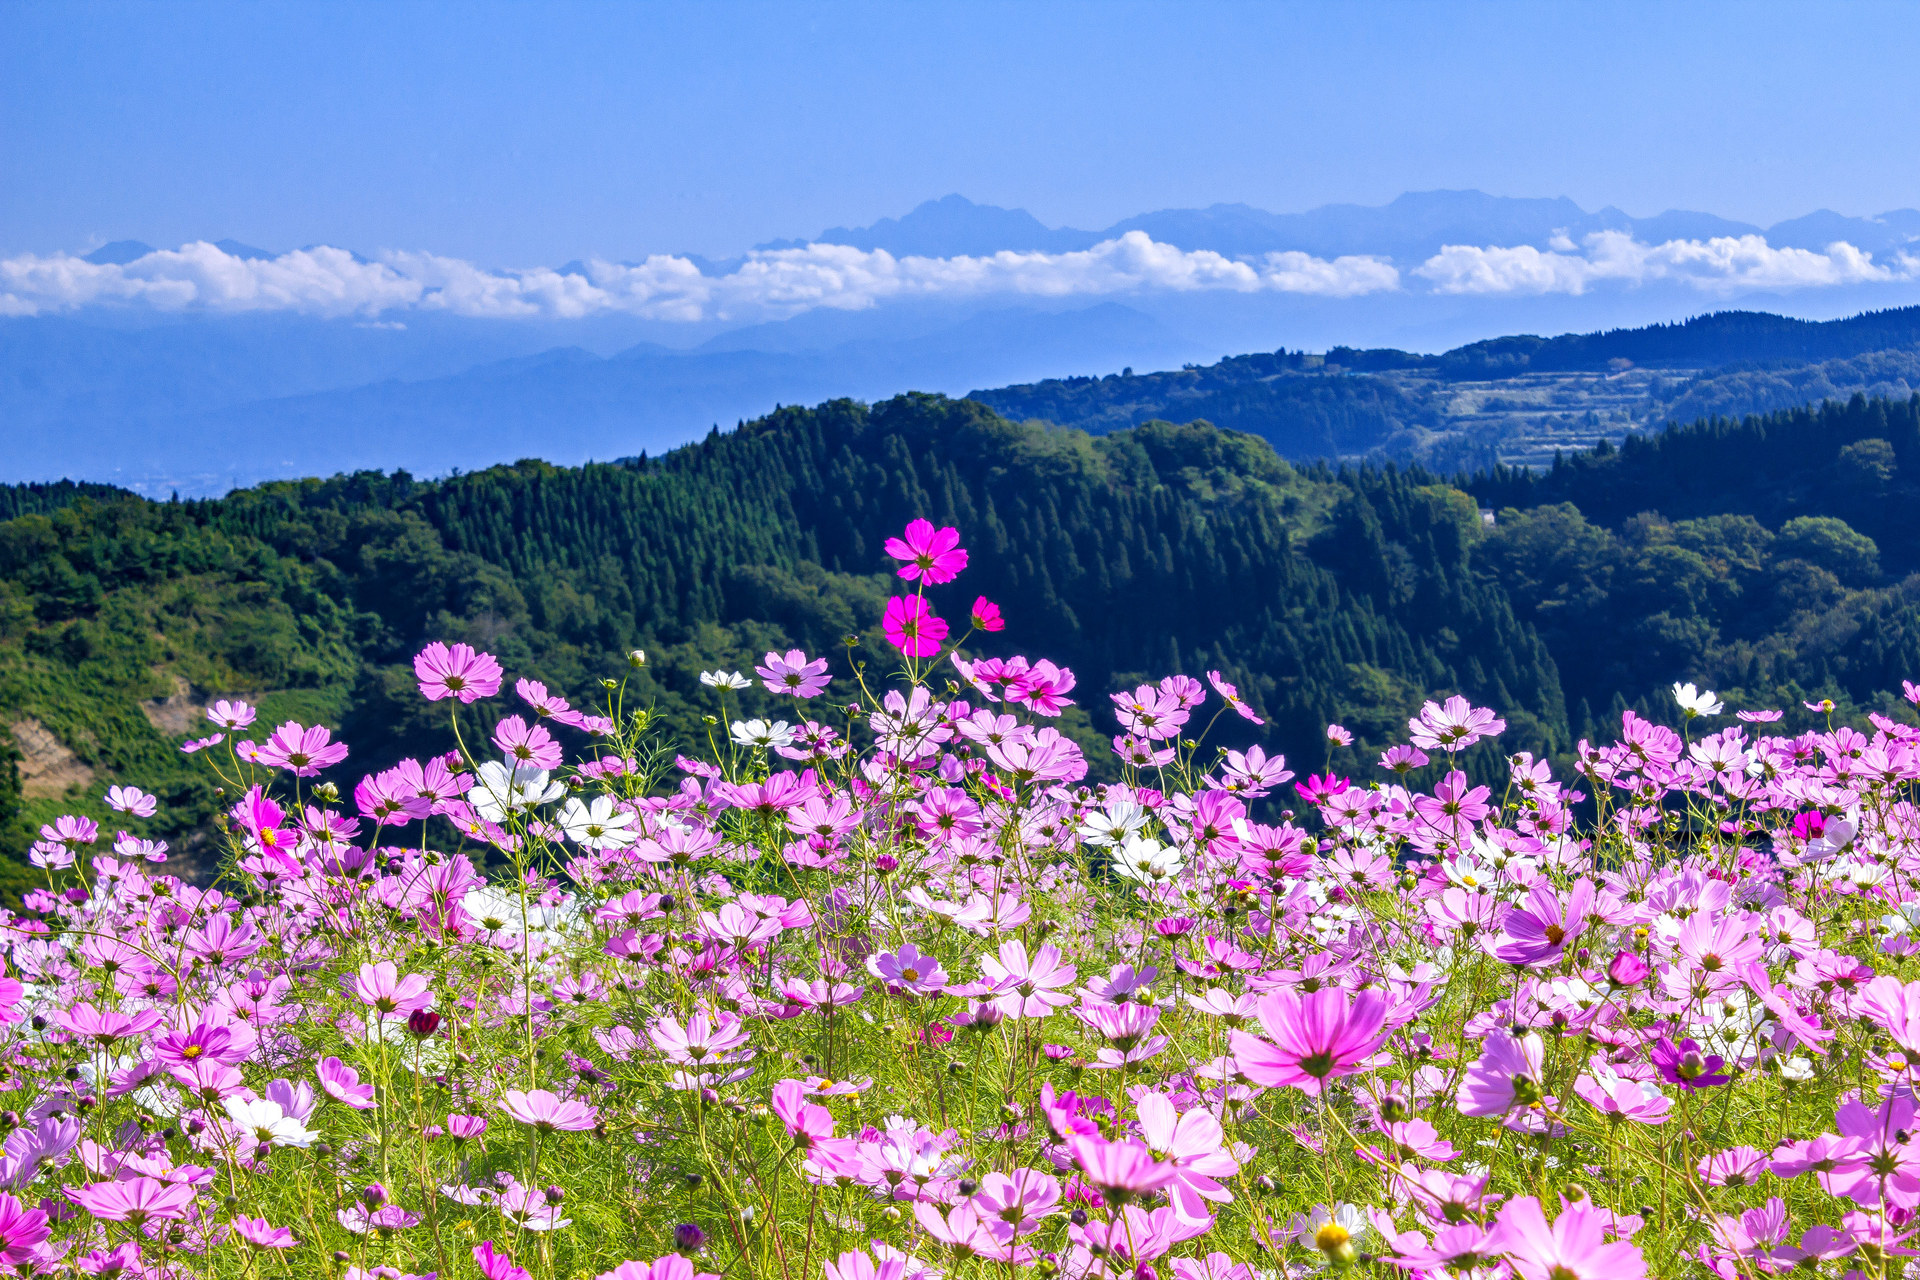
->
[499,1088,599,1133]
[755,649,832,697]
[1407,695,1506,753]
[1491,1194,1647,1280]
[0,1193,48,1264]
[317,1056,377,1109]
[866,942,949,996]
[414,641,504,703]
[970,596,1005,632]
[1066,1133,1179,1205]
[254,721,349,776]
[1228,986,1390,1095]
[882,596,949,658]
[67,1176,197,1226]
[884,518,968,584]
[353,961,433,1017]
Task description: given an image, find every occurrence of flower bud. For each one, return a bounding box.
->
[1606,950,1649,988]
[361,1183,387,1208]
[629,649,648,668]
[407,1009,442,1039]
[544,1185,565,1205]
[673,1222,707,1254]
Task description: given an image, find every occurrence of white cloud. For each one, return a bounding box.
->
[1416,229,1916,296]
[0,232,1399,321]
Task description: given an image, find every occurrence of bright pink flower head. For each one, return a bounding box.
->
[104,785,157,817]
[232,1215,296,1249]
[499,1088,598,1133]
[67,1176,197,1226]
[0,1193,48,1264]
[255,721,349,776]
[1229,986,1390,1095]
[1206,671,1264,725]
[1491,1194,1647,1280]
[884,518,968,584]
[1067,1134,1179,1205]
[595,1257,714,1280]
[475,1241,533,1280]
[882,596,949,658]
[317,1056,377,1110]
[353,962,433,1017]
[492,715,563,769]
[414,641,504,703]
[206,698,257,730]
[1408,695,1506,753]
[823,1249,908,1280]
[755,649,832,698]
[970,597,1005,632]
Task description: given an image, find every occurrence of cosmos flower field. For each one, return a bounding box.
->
[11,516,1920,1280]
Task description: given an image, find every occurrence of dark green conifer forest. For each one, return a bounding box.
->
[6,389,1919,875]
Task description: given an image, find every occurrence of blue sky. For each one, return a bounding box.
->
[6,0,1920,264]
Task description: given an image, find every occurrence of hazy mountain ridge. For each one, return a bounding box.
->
[765,191,1920,263]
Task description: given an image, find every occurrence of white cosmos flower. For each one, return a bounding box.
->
[469,760,565,823]
[1081,802,1147,847]
[1672,682,1724,718]
[1111,835,1183,883]
[1779,1055,1815,1082]
[223,1096,320,1149]
[730,719,795,750]
[700,670,750,690]
[558,795,636,850]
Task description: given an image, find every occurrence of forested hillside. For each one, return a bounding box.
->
[975,306,1920,472]
[0,394,1563,870]
[8,389,1920,876]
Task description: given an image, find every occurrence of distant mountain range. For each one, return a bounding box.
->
[754,190,1920,263]
[16,189,1920,494]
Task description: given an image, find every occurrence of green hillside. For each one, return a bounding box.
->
[8,389,1919,878]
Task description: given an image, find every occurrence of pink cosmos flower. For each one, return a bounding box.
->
[1006,659,1076,717]
[755,649,832,697]
[1649,1036,1731,1090]
[181,732,225,753]
[1206,671,1264,725]
[104,785,157,817]
[1573,1071,1670,1125]
[1490,1194,1647,1280]
[0,1194,48,1264]
[206,698,257,730]
[979,940,1077,1019]
[884,518,968,584]
[1408,695,1506,753]
[867,943,949,995]
[970,597,1005,632]
[254,721,349,776]
[55,1002,164,1046]
[353,961,433,1016]
[499,1088,598,1133]
[1066,1134,1179,1205]
[475,1241,533,1280]
[1228,986,1391,1095]
[67,1176,197,1225]
[233,1215,296,1249]
[1326,723,1354,746]
[317,1056,377,1109]
[1493,879,1595,967]
[882,596,949,657]
[595,1259,717,1280]
[824,1249,909,1280]
[414,641,504,703]
[1135,1092,1240,1218]
[492,715,563,769]
[1458,1032,1546,1116]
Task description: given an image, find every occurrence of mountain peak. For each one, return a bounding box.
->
[83,240,156,265]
